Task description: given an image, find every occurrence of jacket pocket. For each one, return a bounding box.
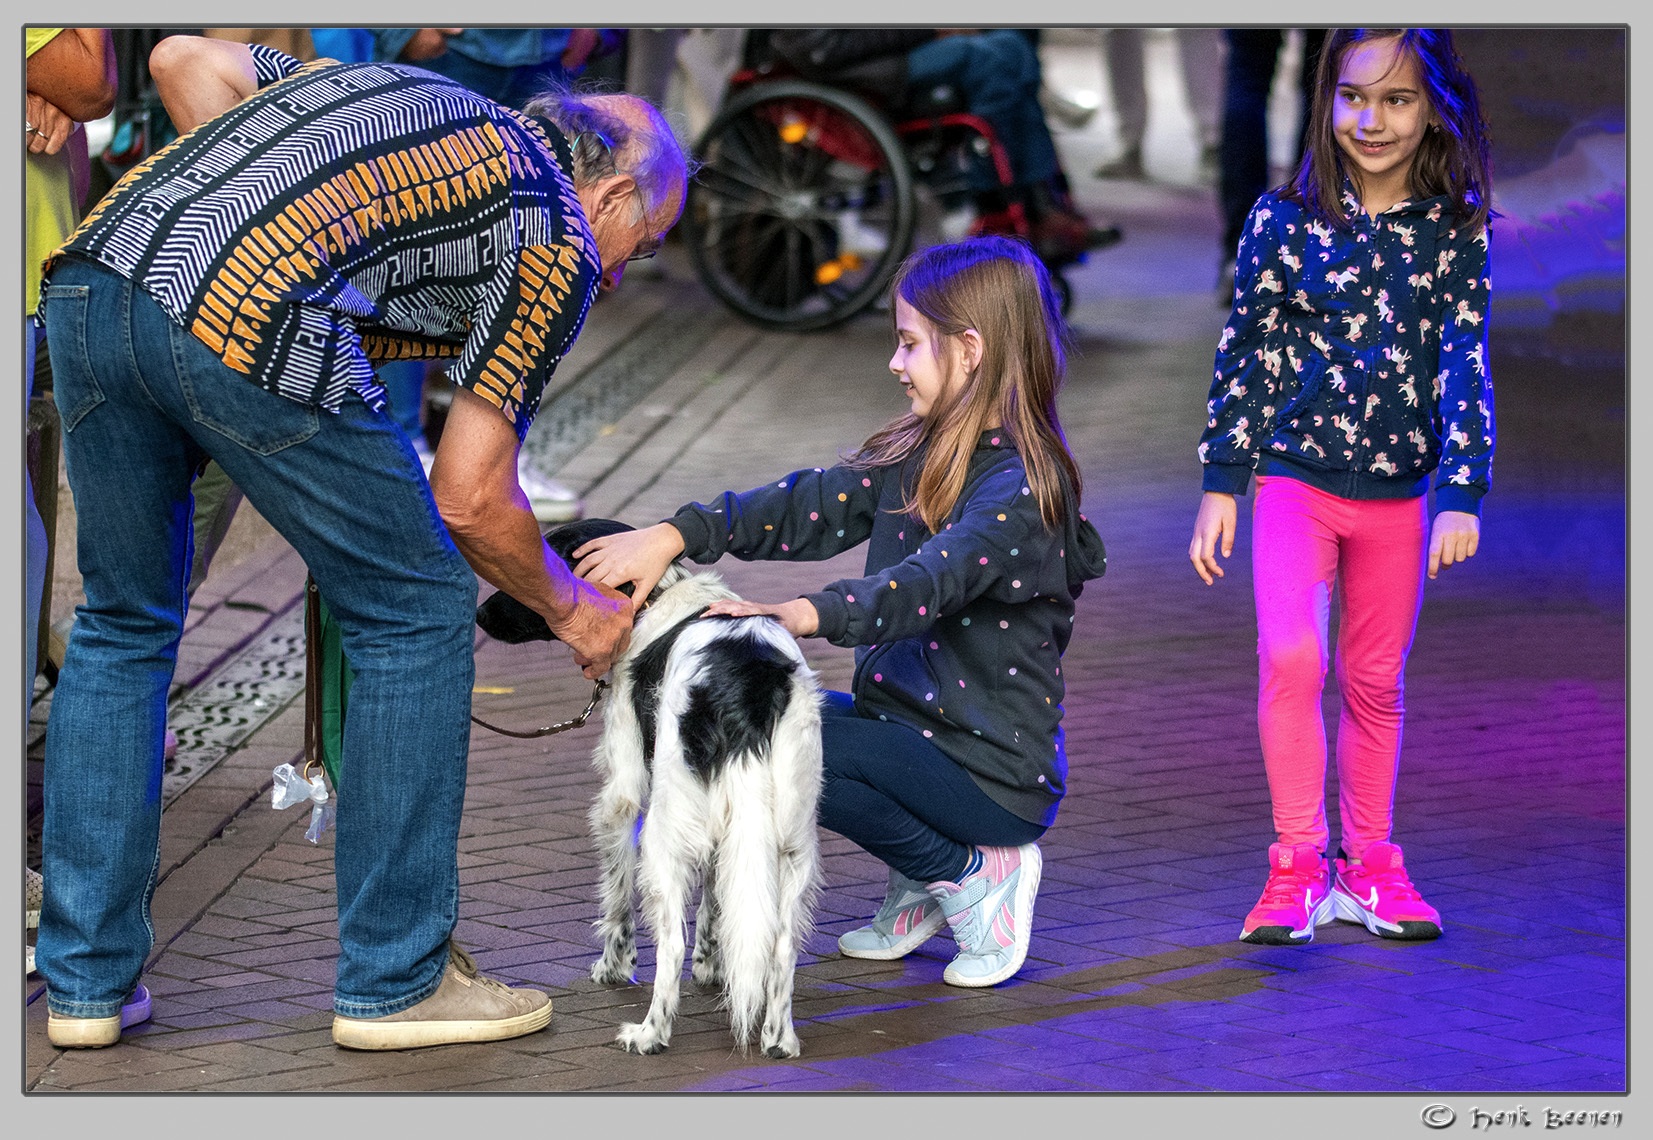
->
[1275,352,1328,426]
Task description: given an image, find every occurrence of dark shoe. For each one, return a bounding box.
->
[1030,209,1122,264]
[332,942,553,1050]
[1093,146,1145,180]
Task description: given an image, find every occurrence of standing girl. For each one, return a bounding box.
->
[577,236,1107,987]
[1189,29,1493,945]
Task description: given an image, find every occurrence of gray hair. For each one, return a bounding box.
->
[524,86,693,222]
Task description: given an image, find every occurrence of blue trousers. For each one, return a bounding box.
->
[906,30,1059,191]
[40,260,478,1020]
[817,691,1045,884]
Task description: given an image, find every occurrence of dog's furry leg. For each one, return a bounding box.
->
[759,690,824,1059]
[589,788,641,985]
[691,861,723,987]
[590,706,648,986]
[617,768,703,1055]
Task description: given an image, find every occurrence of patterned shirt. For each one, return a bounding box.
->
[44,45,600,439]
[1198,183,1494,515]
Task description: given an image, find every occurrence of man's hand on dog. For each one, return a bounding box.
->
[548,578,633,679]
[701,598,820,638]
[573,522,687,613]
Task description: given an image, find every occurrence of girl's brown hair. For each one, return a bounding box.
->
[1285,28,1492,232]
[845,236,1082,533]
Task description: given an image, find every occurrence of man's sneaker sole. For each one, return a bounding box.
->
[1239,890,1334,945]
[332,998,553,1050]
[1331,889,1442,941]
[943,844,1042,988]
[837,907,947,960]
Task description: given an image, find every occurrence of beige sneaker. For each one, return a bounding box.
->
[331,942,552,1050]
[46,984,152,1049]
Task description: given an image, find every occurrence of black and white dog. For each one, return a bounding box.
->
[476,519,823,1058]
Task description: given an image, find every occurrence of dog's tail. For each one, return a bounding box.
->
[708,675,823,1050]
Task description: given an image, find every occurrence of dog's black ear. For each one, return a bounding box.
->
[541,517,638,597]
[476,591,556,643]
[541,517,636,561]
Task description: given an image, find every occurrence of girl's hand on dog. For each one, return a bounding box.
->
[574,523,686,612]
[549,578,633,678]
[702,598,819,639]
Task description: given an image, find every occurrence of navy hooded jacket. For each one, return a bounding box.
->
[667,431,1107,826]
[1199,184,1494,515]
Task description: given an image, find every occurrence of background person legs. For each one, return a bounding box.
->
[1096,28,1147,179]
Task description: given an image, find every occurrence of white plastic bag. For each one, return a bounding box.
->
[271,762,336,843]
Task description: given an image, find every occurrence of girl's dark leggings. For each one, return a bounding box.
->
[816,690,1047,884]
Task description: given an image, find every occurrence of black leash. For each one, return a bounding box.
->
[470,678,609,739]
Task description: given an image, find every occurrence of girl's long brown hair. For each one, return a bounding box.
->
[1285,28,1492,232]
[845,236,1082,533]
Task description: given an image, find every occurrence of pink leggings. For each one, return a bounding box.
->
[1251,477,1426,859]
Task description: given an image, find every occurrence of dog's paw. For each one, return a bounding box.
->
[590,956,636,986]
[617,1021,670,1055]
[761,1028,802,1060]
[689,958,722,988]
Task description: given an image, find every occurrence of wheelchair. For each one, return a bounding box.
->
[680,60,1082,333]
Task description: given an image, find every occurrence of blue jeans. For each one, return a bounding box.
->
[818,691,1045,883]
[906,30,1058,190]
[39,260,478,1020]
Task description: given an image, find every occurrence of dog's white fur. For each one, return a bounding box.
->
[587,564,823,1058]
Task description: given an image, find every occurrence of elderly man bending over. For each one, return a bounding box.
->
[35,36,687,1051]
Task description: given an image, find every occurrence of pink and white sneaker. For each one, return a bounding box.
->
[1239,842,1334,945]
[1331,841,1442,940]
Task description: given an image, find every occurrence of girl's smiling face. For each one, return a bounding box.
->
[889,296,970,419]
[1332,37,1433,212]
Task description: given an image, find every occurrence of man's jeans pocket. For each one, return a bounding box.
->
[174,335,320,456]
[41,285,104,432]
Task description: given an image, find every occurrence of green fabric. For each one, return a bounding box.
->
[308,585,353,790]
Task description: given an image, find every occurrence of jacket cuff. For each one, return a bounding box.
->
[664,513,717,564]
[1202,463,1253,496]
[802,590,849,643]
[1433,485,1484,517]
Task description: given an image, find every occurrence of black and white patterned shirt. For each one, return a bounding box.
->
[44,45,600,439]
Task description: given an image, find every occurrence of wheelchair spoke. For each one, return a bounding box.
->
[695,165,787,212]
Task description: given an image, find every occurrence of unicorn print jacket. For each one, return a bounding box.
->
[666,432,1107,827]
[1198,184,1494,515]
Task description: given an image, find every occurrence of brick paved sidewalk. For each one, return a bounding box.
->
[21,99,1627,1128]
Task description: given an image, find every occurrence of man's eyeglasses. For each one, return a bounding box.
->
[626,235,662,263]
[625,185,660,263]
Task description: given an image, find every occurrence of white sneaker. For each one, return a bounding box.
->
[518,459,583,525]
[835,210,889,258]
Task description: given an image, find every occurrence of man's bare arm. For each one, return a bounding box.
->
[430,387,631,677]
[147,35,258,133]
[26,29,116,123]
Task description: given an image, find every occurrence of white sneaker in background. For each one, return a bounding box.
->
[518,459,583,525]
[1039,84,1099,130]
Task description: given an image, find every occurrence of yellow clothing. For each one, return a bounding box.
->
[26,28,85,313]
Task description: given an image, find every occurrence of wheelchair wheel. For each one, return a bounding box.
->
[683,80,917,333]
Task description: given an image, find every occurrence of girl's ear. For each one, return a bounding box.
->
[957,327,984,376]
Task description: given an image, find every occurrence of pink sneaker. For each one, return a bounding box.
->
[1239,842,1333,945]
[1331,841,1442,940]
